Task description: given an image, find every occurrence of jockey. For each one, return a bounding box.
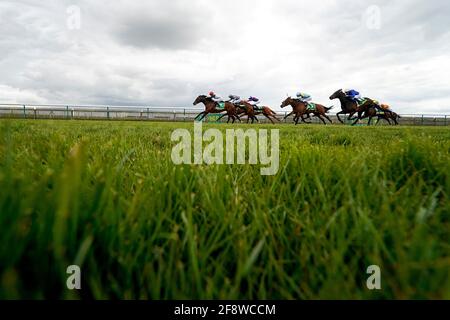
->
[295,92,315,110]
[228,94,242,105]
[247,96,261,109]
[208,91,223,103]
[379,103,393,114]
[343,89,361,102]
[295,92,312,103]
[371,99,393,114]
[208,91,225,109]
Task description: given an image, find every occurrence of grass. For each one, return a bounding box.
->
[0,119,449,299]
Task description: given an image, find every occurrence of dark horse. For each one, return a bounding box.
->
[375,110,401,125]
[236,101,280,124]
[358,106,396,125]
[329,89,379,125]
[377,105,401,125]
[280,97,333,125]
[193,95,240,123]
[386,111,401,125]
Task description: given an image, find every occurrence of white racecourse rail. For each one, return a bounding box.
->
[0,103,449,126]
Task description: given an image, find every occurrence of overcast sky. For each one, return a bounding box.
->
[1,0,450,113]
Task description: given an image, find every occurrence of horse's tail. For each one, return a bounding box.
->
[324,106,333,113]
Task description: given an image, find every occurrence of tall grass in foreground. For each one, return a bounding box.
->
[0,120,449,299]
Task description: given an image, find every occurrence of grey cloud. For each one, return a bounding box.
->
[0,0,449,114]
[110,1,208,50]
[114,15,202,50]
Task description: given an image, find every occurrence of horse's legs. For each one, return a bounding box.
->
[301,114,311,124]
[217,113,227,122]
[317,115,326,125]
[284,111,294,120]
[265,114,275,124]
[352,114,361,125]
[368,116,373,126]
[348,111,357,121]
[349,111,361,122]
[198,111,208,121]
[324,114,332,123]
[336,111,345,124]
[195,111,206,121]
[270,114,280,122]
[273,113,281,122]
[354,111,371,126]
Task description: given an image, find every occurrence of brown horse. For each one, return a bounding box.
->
[387,111,401,125]
[193,95,240,123]
[356,106,391,125]
[375,110,401,125]
[353,102,401,126]
[329,89,379,125]
[377,105,400,125]
[280,97,333,125]
[238,101,280,124]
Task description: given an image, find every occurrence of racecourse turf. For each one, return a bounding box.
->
[0,119,448,299]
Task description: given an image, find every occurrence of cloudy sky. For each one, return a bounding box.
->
[1,0,449,113]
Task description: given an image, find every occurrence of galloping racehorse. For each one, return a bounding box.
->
[375,110,401,125]
[357,105,394,126]
[193,95,240,123]
[329,89,379,125]
[280,97,333,125]
[377,105,401,125]
[238,101,280,124]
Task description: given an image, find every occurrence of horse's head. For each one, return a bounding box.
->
[193,95,208,106]
[329,89,344,100]
[280,97,293,108]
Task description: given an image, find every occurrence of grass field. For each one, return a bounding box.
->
[0,119,449,299]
